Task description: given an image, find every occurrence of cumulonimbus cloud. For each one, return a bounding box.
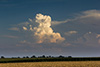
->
[33,14,65,43]
[23,13,65,43]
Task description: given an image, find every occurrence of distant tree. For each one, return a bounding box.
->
[26,56,29,58]
[42,55,45,58]
[18,57,20,58]
[31,55,36,58]
[23,56,26,58]
[47,56,51,58]
[48,56,51,58]
[68,56,72,58]
[59,55,64,58]
[1,56,5,58]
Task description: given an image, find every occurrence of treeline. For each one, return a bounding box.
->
[0,55,100,63]
[0,55,72,59]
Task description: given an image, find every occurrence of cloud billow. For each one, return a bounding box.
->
[23,13,65,43]
[33,14,65,43]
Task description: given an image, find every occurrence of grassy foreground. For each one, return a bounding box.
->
[0,61,100,67]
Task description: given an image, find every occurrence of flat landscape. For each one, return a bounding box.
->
[0,61,100,67]
[0,1,100,67]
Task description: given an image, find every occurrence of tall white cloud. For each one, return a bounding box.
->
[33,14,65,43]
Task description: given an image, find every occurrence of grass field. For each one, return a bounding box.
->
[0,61,100,67]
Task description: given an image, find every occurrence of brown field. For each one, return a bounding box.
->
[0,61,100,67]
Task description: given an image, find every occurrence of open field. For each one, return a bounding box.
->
[0,61,100,67]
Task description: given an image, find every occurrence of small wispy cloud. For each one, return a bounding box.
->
[2,35,19,39]
[8,27,19,31]
[20,40,31,44]
[18,22,29,26]
[65,31,77,36]
[51,10,100,26]
[51,19,70,25]
[80,10,100,18]
[23,26,28,31]
[73,32,100,47]
[74,10,100,25]
[96,34,100,38]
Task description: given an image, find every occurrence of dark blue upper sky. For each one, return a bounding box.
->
[0,0,100,57]
[0,0,99,34]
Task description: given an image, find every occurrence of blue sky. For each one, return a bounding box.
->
[0,0,100,57]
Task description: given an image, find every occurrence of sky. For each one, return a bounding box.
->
[0,0,100,57]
